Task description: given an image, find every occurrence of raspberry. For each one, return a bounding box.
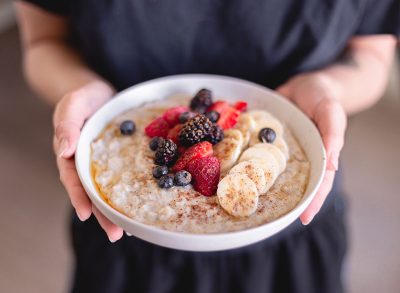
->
[172,141,213,172]
[145,117,170,138]
[232,101,248,112]
[178,115,213,146]
[190,89,213,113]
[154,139,178,166]
[167,124,184,145]
[185,156,220,196]
[162,106,189,127]
[208,101,240,130]
[207,124,224,145]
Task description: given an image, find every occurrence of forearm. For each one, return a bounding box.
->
[317,35,397,115]
[16,1,113,106]
[23,40,113,106]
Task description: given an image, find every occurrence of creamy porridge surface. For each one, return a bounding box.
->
[91,96,310,233]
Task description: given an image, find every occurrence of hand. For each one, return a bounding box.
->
[277,72,347,225]
[53,80,124,242]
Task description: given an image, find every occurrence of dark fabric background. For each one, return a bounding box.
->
[23,0,400,91]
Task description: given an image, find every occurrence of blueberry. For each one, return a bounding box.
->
[258,127,276,143]
[149,137,164,151]
[179,112,196,124]
[152,165,169,179]
[158,174,174,189]
[174,170,192,186]
[205,111,220,123]
[120,120,136,135]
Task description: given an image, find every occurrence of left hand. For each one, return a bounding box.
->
[277,72,347,225]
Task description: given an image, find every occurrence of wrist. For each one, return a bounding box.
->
[70,79,116,102]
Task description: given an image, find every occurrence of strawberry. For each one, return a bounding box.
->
[167,124,184,144]
[162,106,189,126]
[233,101,247,112]
[207,101,229,114]
[144,117,170,138]
[208,100,240,130]
[172,141,213,172]
[217,106,240,130]
[178,145,188,155]
[185,156,220,196]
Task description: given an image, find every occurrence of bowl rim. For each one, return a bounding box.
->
[76,74,326,241]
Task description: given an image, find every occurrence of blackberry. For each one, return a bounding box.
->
[205,111,220,123]
[174,170,192,186]
[158,175,174,189]
[190,89,213,113]
[154,139,178,166]
[207,124,224,145]
[120,120,136,135]
[179,111,196,124]
[178,115,213,146]
[149,137,164,151]
[258,128,276,143]
[152,165,168,179]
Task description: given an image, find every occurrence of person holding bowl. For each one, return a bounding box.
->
[15,1,399,292]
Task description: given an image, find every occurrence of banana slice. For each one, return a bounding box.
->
[273,136,289,159]
[251,143,287,173]
[234,113,256,148]
[239,147,280,188]
[247,110,276,122]
[224,129,244,147]
[229,161,266,193]
[213,137,242,174]
[217,174,259,217]
[240,144,274,163]
[246,158,278,194]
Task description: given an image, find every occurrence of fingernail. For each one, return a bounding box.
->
[301,218,312,226]
[58,139,69,158]
[328,152,339,171]
[76,210,87,222]
[108,236,116,243]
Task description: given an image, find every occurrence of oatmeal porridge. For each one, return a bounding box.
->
[91,92,310,233]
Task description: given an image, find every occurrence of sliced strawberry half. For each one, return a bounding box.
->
[167,124,184,144]
[162,106,189,127]
[217,106,240,130]
[233,101,248,112]
[208,100,240,129]
[185,156,220,196]
[172,141,213,172]
[207,100,230,114]
[144,117,170,138]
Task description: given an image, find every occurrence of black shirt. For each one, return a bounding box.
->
[25,0,400,91]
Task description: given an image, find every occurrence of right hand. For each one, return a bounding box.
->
[53,80,124,242]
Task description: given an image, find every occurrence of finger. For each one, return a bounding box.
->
[92,205,124,243]
[314,99,347,171]
[276,83,292,98]
[53,82,115,159]
[300,169,335,225]
[53,91,94,159]
[57,155,92,221]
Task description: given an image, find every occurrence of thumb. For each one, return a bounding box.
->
[276,83,293,98]
[55,120,82,158]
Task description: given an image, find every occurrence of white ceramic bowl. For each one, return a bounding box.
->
[76,74,326,251]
